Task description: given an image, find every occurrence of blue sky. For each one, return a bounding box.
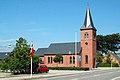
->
[0,0,120,51]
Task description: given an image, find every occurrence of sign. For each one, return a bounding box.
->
[78,56,81,62]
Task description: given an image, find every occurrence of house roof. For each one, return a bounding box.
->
[116,53,120,58]
[45,42,81,55]
[111,53,120,62]
[0,52,9,60]
[36,48,48,56]
[81,7,97,31]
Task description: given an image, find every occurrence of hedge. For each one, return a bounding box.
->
[49,67,89,71]
[97,63,119,67]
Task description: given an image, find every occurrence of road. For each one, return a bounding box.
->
[35,68,120,80]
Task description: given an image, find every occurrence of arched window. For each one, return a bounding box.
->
[85,55,88,64]
[84,33,89,39]
[86,34,89,38]
[84,34,86,38]
[48,57,50,64]
[70,56,72,64]
[51,57,52,63]
[61,57,63,63]
[73,56,75,64]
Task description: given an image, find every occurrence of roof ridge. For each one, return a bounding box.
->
[111,53,120,62]
[50,42,80,45]
[38,48,47,49]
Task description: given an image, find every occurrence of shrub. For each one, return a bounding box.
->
[112,63,119,67]
[49,67,89,71]
[97,62,119,67]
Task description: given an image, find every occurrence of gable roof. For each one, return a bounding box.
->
[111,53,120,62]
[45,42,81,55]
[116,53,120,58]
[36,48,48,56]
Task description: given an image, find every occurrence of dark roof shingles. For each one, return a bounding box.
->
[36,48,47,56]
[111,53,120,62]
[0,52,9,59]
[45,42,81,54]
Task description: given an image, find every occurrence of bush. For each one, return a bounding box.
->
[112,63,119,67]
[49,67,89,71]
[97,63,119,67]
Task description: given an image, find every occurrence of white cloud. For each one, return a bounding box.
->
[0,39,17,42]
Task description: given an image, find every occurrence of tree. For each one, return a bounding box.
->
[0,59,9,71]
[96,51,103,64]
[105,53,111,64]
[97,33,120,53]
[9,37,31,73]
[53,54,63,63]
[0,37,41,74]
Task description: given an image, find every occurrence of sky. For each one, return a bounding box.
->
[0,0,120,51]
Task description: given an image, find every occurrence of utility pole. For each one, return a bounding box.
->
[75,32,77,67]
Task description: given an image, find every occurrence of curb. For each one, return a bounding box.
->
[1,71,90,80]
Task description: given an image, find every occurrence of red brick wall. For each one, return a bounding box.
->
[80,29,96,68]
[43,54,80,67]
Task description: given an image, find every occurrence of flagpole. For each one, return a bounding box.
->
[30,56,32,78]
[30,41,34,78]
[75,32,77,67]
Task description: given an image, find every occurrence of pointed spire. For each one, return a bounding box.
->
[81,6,97,31]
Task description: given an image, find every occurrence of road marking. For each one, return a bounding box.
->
[112,76,120,80]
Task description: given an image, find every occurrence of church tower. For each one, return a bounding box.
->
[80,7,97,68]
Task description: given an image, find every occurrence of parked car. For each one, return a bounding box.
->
[37,64,49,73]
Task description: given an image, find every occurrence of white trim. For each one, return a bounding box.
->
[112,76,120,80]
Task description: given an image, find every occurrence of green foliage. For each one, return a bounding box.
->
[49,67,89,71]
[106,53,111,64]
[53,54,63,63]
[96,51,103,64]
[97,52,119,67]
[0,37,41,74]
[0,59,9,70]
[97,63,119,67]
[97,33,120,52]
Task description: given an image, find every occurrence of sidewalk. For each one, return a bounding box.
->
[95,67,120,70]
[0,70,90,80]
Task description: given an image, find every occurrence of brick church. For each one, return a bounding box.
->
[36,7,97,68]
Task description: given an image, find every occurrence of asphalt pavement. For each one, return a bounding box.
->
[36,67,120,80]
[0,67,120,80]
